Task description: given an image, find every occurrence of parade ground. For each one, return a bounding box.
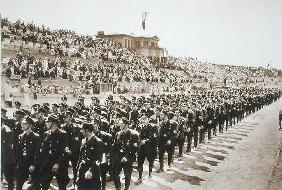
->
[120,98,282,190]
[2,97,280,190]
[99,97,282,190]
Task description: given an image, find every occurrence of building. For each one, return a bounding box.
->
[97,31,168,62]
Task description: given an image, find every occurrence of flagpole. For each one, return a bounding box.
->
[267,59,271,69]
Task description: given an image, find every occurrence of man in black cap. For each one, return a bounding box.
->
[12,110,25,153]
[176,116,187,158]
[128,104,139,130]
[199,108,207,144]
[1,108,9,183]
[192,110,200,151]
[40,115,69,190]
[75,102,83,115]
[100,116,110,133]
[77,122,103,190]
[90,97,100,111]
[60,103,68,114]
[78,96,86,110]
[1,108,8,125]
[52,103,60,115]
[112,117,139,190]
[1,108,13,128]
[34,107,47,139]
[143,103,154,118]
[123,100,132,119]
[15,117,41,190]
[206,106,215,141]
[186,111,195,153]
[135,116,158,184]
[1,122,16,190]
[15,101,22,110]
[218,106,225,133]
[42,103,50,117]
[93,119,113,190]
[225,103,232,130]
[62,111,83,188]
[31,104,41,113]
[157,112,178,172]
[109,113,122,141]
[231,103,236,125]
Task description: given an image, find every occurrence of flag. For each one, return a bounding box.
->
[142,19,145,30]
[142,12,148,30]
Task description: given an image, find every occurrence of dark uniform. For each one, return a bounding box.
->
[110,122,121,140]
[177,117,187,157]
[100,118,110,133]
[225,104,231,130]
[77,134,103,190]
[40,128,69,190]
[137,123,158,180]
[1,125,16,190]
[16,130,41,190]
[34,117,46,140]
[231,103,236,125]
[198,111,205,144]
[213,106,219,135]
[218,106,225,133]
[158,118,177,171]
[12,115,24,155]
[129,108,139,130]
[63,121,83,185]
[186,119,194,153]
[96,130,113,190]
[144,107,154,118]
[206,107,215,140]
[193,111,200,149]
[112,129,139,190]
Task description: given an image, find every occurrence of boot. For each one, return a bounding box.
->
[157,157,164,173]
[135,171,143,185]
[149,164,153,178]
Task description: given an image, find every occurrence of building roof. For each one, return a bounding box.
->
[99,32,159,40]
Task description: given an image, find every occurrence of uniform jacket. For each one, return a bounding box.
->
[41,128,69,169]
[158,120,178,145]
[1,125,16,166]
[96,130,112,164]
[63,122,83,158]
[139,124,158,151]
[77,135,103,180]
[112,129,139,164]
[16,131,41,167]
[34,118,46,140]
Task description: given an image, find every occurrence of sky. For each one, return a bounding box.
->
[1,0,282,69]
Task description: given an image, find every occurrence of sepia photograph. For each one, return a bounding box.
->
[0,0,282,189]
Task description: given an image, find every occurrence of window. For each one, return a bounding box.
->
[143,41,148,48]
[134,41,141,49]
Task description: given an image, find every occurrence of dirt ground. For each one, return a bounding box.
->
[193,98,282,190]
